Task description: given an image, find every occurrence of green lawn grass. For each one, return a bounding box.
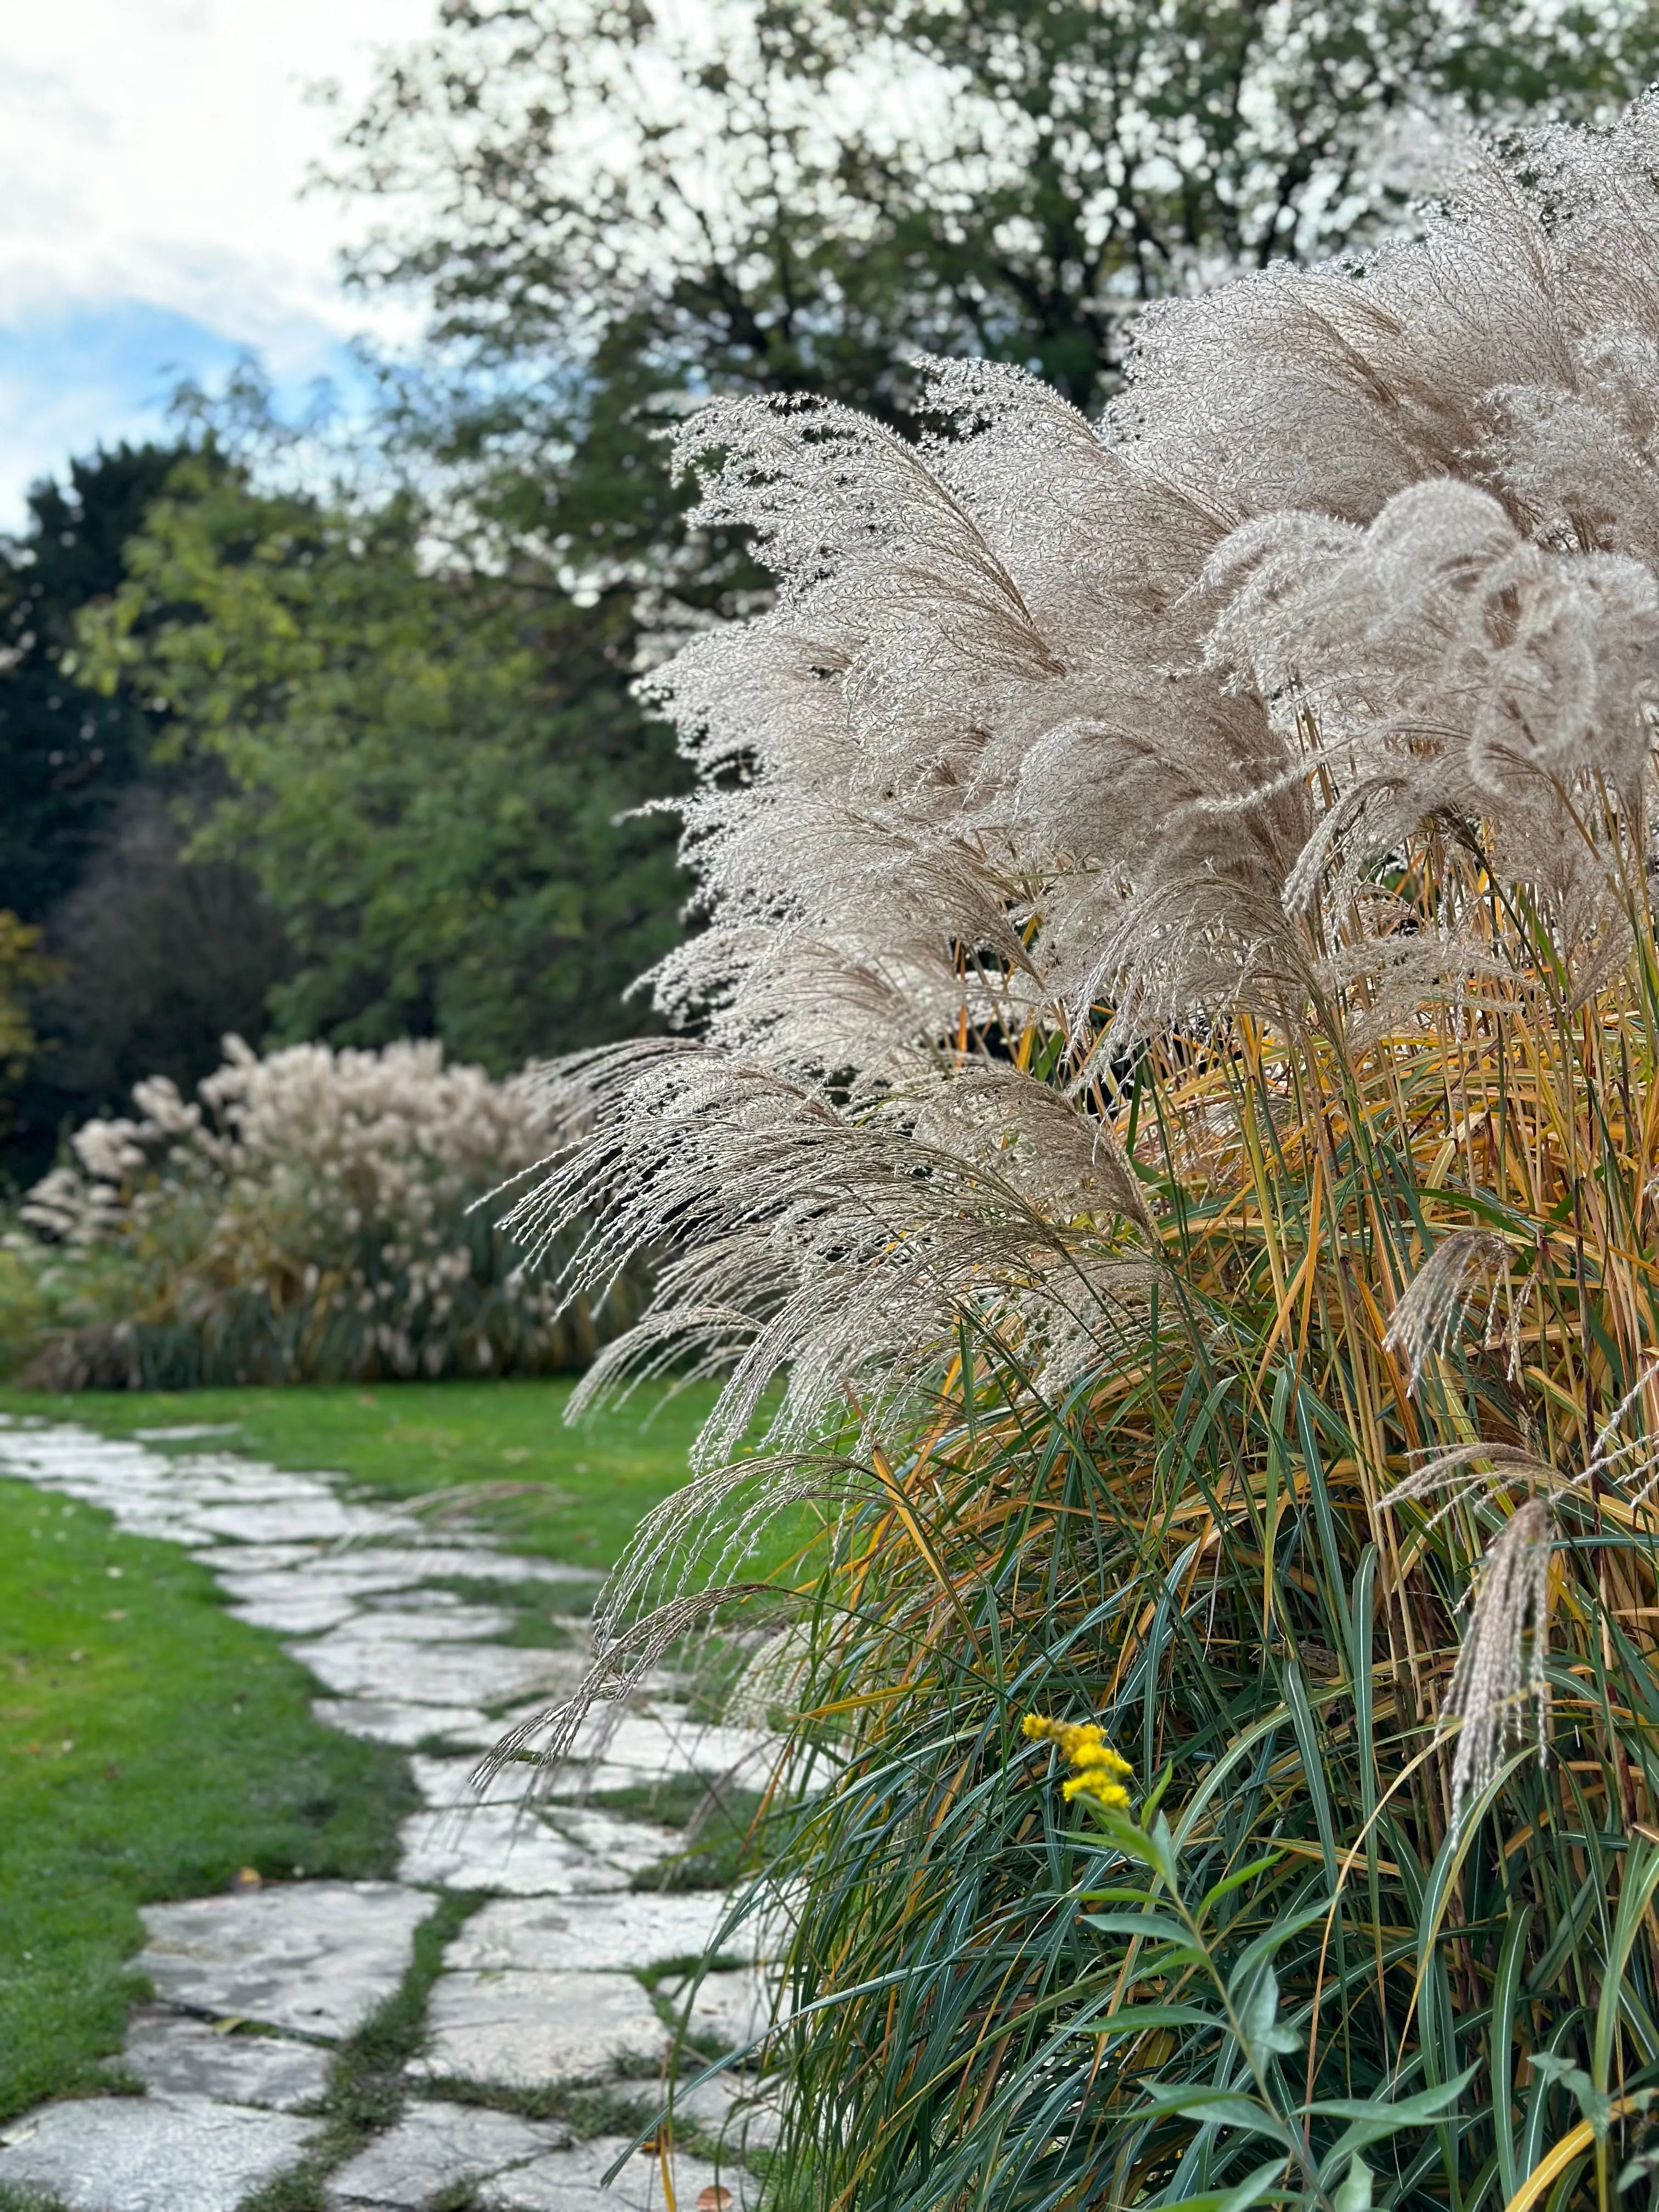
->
[0,1377,724,1567]
[0,1475,413,2125]
[0,1374,808,2127]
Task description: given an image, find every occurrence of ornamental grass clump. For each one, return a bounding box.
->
[509,101,1659,2212]
[17,1036,617,1386]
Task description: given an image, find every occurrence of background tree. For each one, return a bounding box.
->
[309,0,1659,921]
[332,0,1659,498]
[80,439,685,1071]
[35,794,290,1124]
[0,445,289,1184]
[0,444,180,920]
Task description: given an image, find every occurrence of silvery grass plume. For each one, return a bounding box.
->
[1385,1355,1659,1822]
[1438,1499,1556,1829]
[1385,1453,1562,1822]
[508,101,1659,1764]
[20,1036,592,1386]
[1383,1228,1517,1394]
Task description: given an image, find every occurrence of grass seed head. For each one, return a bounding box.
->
[1441,1497,1557,1827]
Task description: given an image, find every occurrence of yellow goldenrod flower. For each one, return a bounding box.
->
[1070,1739,1132,1773]
[1022,1713,1133,1808]
[1063,1772,1131,1807]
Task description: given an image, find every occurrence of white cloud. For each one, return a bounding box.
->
[0,0,436,520]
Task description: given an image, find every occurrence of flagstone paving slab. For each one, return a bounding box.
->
[304,1548,602,1590]
[225,1587,369,1635]
[0,2093,317,2212]
[478,2135,753,2212]
[410,1753,542,1808]
[558,1708,777,1782]
[317,1601,518,1644]
[412,1970,670,2089]
[328,2099,572,2209]
[294,1630,581,1709]
[668,2069,783,2152]
[140,1882,435,2040]
[186,1497,416,1545]
[479,1703,775,1787]
[544,1806,684,1874]
[672,1969,781,2059]
[0,1417,789,2212]
[446,1892,738,1973]
[398,1805,634,1894]
[120,2007,332,2110]
[312,1694,495,1746]
[188,1541,324,1575]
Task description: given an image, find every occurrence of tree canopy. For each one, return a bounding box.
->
[338,0,1659,431]
[80,446,685,1071]
[318,0,1659,695]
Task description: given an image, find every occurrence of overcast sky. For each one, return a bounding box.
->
[0,0,436,528]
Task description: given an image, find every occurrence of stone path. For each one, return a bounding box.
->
[0,1419,787,2212]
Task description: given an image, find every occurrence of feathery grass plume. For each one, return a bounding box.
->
[504,96,1659,2212]
[471,1582,782,1794]
[725,1622,815,1731]
[1441,1499,1557,1826]
[13,1036,625,1385]
[1384,1228,1515,1393]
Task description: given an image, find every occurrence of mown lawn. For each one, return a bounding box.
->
[0,1475,413,2125]
[0,1375,808,2125]
[0,1376,726,1567]
[0,1374,817,2124]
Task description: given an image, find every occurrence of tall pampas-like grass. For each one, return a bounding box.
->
[507,101,1659,2212]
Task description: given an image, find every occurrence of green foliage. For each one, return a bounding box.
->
[1062,1796,1481,2212]
[0,914,53,1090]
[334,0,1659,510]
[789,0,1659,400]
[743,953,1659,2211]
[488,96,1659,2210]
[30,793,291,1155]
[0,445,180,922]
[55,5,1659,1125]
[78,436,685,1069]
[0,443,289,1188]
[0,1475,413,2123]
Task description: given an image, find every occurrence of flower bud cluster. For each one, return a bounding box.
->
[1022,1713,1134,1808]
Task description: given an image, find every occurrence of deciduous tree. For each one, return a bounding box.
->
[82,448,685,1070]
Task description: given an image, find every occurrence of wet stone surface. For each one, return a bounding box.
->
[140,1883,436,2040]
[121,2007,333,2111]
[0,1418,787,2212]
[328,2099,572,2209]
[0,2094,318,2212]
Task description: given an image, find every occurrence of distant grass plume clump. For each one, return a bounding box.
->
[13,1036,623,1387]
